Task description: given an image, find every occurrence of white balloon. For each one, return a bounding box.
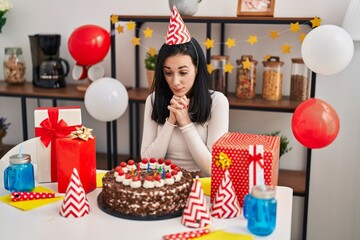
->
[84,77,128,122]
[301,25,354,75]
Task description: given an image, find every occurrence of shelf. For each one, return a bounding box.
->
[0,144,15,160]
[114,15,314,26]
[0,82,85,100]
[278,169,306,196]
[128,87,303,112]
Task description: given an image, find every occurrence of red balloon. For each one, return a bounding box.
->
[68,25,110,66]
[292,98,340,149]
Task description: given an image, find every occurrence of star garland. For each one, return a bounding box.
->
[109,15,322,74]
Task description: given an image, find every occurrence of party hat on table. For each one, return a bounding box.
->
[211,169,241,218]
[181,177,211,228]
[166,6,191,45]
[59,168,90,218]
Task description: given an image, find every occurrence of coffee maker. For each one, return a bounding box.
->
[29,34,69,88]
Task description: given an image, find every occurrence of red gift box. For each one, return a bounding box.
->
[34,106,82,182]
[211,132,280,206]
[56,136,97,193]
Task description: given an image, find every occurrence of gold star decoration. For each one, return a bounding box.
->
[298,32,306,43]
[225,38,236,48]
[310,16,321,28]
[207,64,214,74]
[127,21,136,31]
[116,24,124,34]
[281,43,292,54]
[269,31,279,39]
[242,58,252,70]
[263,55,271,61]
[147,47,157,57]
[143,27,153,38]
[204,38,215,49]
[290,22,301,33]
[131,37,140,46]
[224,62,234,73]
[247,35,258,45]
[110,15,118,24]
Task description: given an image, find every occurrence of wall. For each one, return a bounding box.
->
[1,0,359,239]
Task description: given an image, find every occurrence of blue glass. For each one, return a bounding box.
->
[4,154,35,192]
[243,185,277,236]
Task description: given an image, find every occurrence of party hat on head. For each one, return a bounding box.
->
[181,177,211,228]
[211,169,241,218]
[166,6,192,45]
[59,168,90,218]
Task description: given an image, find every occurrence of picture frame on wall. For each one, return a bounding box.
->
[237,0,275,17]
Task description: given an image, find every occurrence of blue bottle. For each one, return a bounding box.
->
[243,185,277,236]
[4,154,35,192]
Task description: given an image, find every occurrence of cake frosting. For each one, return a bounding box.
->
[100,158,193,217]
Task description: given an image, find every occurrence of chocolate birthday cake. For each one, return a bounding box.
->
[100,158,193,218]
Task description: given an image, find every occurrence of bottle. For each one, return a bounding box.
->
[290,58,311,101]
[236,55,257,99]
[244,185,277,236]
[262,56,284,100]
[3,47,26,85]
[210,55,229,95]
[4,154,35,192]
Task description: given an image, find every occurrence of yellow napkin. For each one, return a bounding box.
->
[194,230,254,240]
[0,186,63,211]
[198,177,211,196]
[97,172,106,188]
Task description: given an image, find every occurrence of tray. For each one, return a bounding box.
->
[97,192,183,221]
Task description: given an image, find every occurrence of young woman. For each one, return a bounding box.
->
[140,37,229,177]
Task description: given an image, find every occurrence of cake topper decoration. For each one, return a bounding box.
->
[211,169,241,218]
[166,6,191,45]
[59,168,90,218]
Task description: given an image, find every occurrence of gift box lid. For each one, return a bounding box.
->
[213,132,279,151]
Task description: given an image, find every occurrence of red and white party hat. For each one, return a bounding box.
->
[181,177,211,228]
[211,169,241,218]
[166,6,191,45]
[59,168,90,218]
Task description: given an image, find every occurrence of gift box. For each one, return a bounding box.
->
[211,132,280,206]
[34,107,82,182]
[56,135,96,193]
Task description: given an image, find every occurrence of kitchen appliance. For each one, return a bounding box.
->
[29,34,69,88]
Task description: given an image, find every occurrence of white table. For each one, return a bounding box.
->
[0,139,293,240]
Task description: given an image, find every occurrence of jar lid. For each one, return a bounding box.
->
[9,154,31,165]
[291,58,304,64]
[211,55,229,61]
[251,185,276,199]
[5,47,23,55]
[236,55,258,66]
[262,56,284,67]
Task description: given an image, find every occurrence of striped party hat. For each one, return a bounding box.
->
[166,6,192,45]
[59,168,90,218]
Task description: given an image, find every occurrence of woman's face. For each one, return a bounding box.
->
[163,54,196,97]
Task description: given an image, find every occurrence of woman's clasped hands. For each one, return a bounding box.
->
[167,95,191,127]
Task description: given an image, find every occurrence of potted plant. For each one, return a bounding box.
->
[144,52,158,90]
[0,117,11,145]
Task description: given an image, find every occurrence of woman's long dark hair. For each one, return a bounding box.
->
[150,37,212,125]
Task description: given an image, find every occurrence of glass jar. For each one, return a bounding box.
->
[290,58,311,101]
[210,55,229,95]
[3,47,26,85]
[4,154,35,192]
[236,55,257,99]
[244,185,277,236]
[262,56,284,101]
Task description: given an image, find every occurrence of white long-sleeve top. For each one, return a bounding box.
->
[140,91,229,176]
